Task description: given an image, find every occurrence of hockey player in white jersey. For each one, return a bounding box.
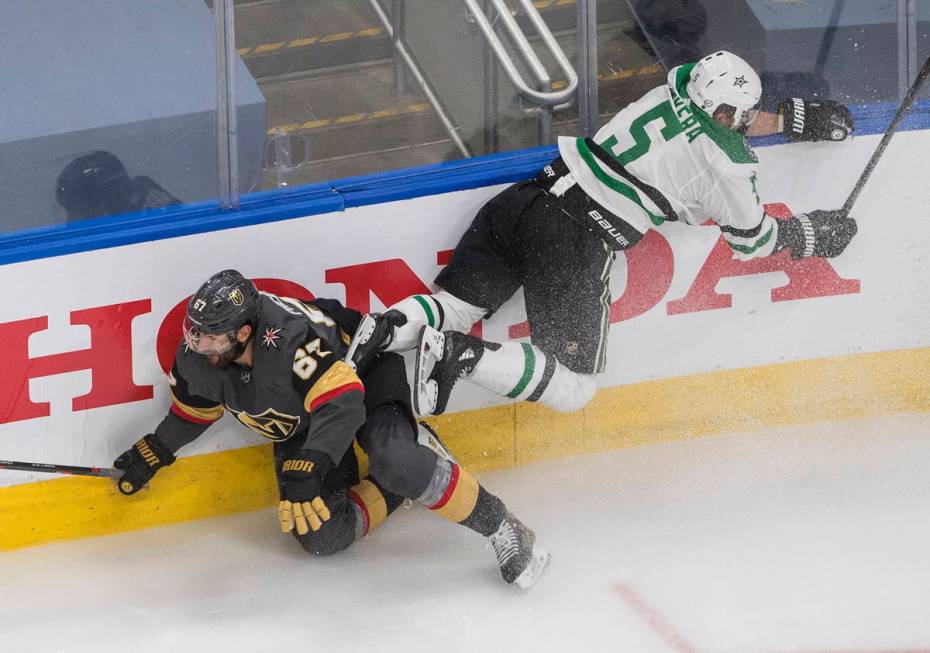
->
[345,51,858,417]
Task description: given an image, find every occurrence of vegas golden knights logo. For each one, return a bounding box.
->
[228,289,244,306]
[230,407,300,441]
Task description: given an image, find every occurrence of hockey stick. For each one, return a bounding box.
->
[841,51,930,216]
[0,459,122,480]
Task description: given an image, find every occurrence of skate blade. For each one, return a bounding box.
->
[416,421,456,463]
[343,314,379,371]
[514,546,550,591]
[413,326,444,416]
[414,380,438,417]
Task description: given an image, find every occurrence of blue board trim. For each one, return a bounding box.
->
[2,100,928,267]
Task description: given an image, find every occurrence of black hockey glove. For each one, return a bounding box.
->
[113,434,176,495]
[780,98,854,142]
[775,209,858,259]
[278,450,333,535]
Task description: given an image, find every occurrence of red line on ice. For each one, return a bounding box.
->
[613,582,703,653]
[613,582,929,653]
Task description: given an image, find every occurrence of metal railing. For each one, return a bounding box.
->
[464,0,578,144]
[370,0,578,153]
[366,0,471,157]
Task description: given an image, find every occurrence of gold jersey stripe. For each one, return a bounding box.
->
[349,479,388,533]
[430,466,480,523]
[170,390,224,422]
[303,361,362,412]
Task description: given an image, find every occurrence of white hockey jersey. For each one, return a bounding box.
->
[558,63,779,260]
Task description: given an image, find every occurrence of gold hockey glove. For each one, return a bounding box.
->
[278,450,333,535]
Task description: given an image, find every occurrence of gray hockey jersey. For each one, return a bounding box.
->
[166,293,365,462]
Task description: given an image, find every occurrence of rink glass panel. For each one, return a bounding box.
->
[0,0,236,234]
[239,0,595,188]
[624,0,904,111]
[0,1,922,230]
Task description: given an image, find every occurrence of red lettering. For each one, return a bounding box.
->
[509,231,675,338]
[326,259,432,314]
[155,279,314,374]
[328,253,483,337]
[0,300,152,424]
[611,230,675,323]
[668,204,859,315]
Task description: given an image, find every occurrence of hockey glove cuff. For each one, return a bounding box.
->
[775,209,858,259]
[279,450,334,535]
[113,434,176,495]
[780,98,854,142]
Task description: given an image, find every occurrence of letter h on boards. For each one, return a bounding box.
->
[0,300,153,424]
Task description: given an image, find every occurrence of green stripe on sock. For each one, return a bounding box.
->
[506,343,536,398]
[412,295,435,327]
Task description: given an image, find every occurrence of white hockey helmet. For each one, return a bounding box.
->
[687,51,762,131]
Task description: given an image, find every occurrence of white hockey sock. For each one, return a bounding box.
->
[469,342,597,412]
[536,365,597,413]
[385,291,487,353]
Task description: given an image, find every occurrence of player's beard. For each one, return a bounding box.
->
[206,350,236,368]
[206,339,247,368]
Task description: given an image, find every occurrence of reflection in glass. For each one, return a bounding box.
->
[56,152,180,222]
[0,0,243,234]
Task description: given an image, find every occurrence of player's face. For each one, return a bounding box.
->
[713,104,759,133]
[183,318,239,367]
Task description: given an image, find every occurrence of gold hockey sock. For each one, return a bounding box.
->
[348,477,403,537]
[426,464,507,536]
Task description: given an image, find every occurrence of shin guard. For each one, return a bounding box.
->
[348,477,403,538]
[424,463,506,537]
[385,291,487,353]
[468,342,597,412]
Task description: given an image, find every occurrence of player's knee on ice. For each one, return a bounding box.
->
[359,403,436,499]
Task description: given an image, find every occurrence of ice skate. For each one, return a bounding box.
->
[344,310,407,372]
[416,421,456,463]
[413,327,485,416]
[489,513,550,590]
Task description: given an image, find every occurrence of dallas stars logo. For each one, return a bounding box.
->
[261,326,282,349]
[733,75,748,88]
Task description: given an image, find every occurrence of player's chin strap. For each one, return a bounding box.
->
[583,138,681,224]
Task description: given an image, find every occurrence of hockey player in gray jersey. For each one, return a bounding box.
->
[346,50,858,417]
[112,269,548,589]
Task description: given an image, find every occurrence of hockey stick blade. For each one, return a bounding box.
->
[0,459,122,479]
[842,51,930,216]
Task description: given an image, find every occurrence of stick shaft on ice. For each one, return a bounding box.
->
[0,459,122,479]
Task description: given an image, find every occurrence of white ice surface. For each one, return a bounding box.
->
[3,413,930,653]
